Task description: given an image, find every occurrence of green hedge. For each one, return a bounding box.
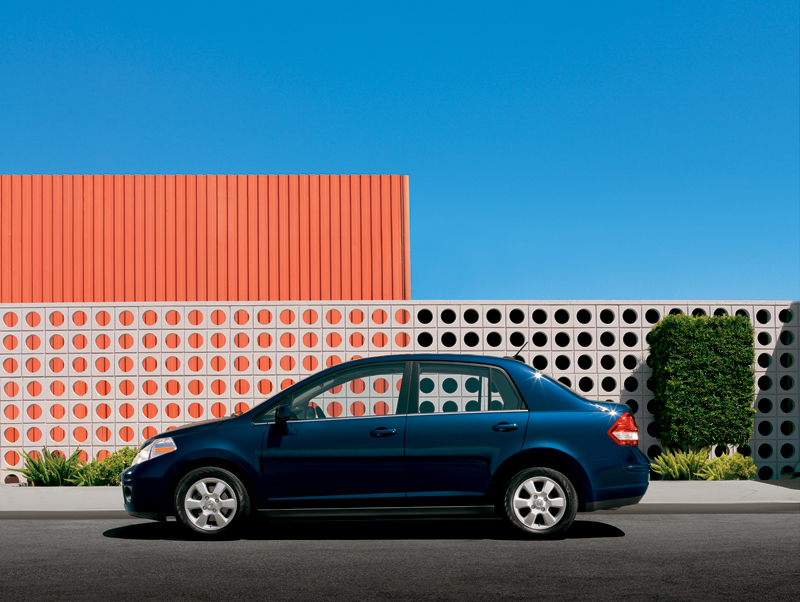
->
[649,314,755,451]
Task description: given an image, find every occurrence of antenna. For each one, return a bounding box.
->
[504,341,528,363]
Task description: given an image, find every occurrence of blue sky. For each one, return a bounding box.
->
[1,1,797,300]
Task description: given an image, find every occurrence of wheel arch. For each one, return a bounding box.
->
[166,456,258,516]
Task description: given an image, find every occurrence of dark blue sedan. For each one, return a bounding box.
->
[122,354,649,537]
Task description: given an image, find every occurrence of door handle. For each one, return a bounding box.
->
[370,428,397,437]
[492,423,518,432]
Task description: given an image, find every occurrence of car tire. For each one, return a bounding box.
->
[503,467,577,536]
[174,467,250,537]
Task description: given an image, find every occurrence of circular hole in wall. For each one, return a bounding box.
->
[533,356,548,370]
[486,332,502,347]
[509,332,525,347]
[577,355,593,370]
[600,355,615,370]
[780,376,795,391]
[576,309,591,324]
[779,353,794,368]
[626,400,638,414]
[757,421,773,436]
[600,310,615,324]
[735,309,750,319]
[645,309,660,324]
[417,332,433,347]
[692,308,706,317]
[757,444,773,459]
[647,445,662,460]
[554,310,569,324]
[623,355,638,370]
[758,353,772,368]
[713,308,728,316]
[440,309,456,324]
[780,398,795,413]
[532,332,547,347]
[441,332,457,348]
[555,355,570,370]
[578,377,594,392]
[509,309,525,324]
[758,332,772,345]
[758,376,772,391]
[601,377,616,392]
[647,423,658,437]
[577,332,592,347]
[600,332,615,347]
[557,377,571,388]
[417,309,433,324]
[780,421,795,436]
[532,310,547,324]
[463,309,479,324]
[756,310,771,324]
[669,308,683,316]
[737,445,751,456]
[757,399,773,413]
[486,309,502,324]
[780,443,795,458]
[624,377,639,392]
[554,333,569,347]
[780,331,794,345]
[622,309,637,324]
[758,466,773,480]
[778,309,793,323]
[623,332,638,347]
[463,332,479,347]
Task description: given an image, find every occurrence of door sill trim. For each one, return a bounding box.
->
[260,506,496,519]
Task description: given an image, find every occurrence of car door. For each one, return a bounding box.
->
[261,361,410,507]
[404,361,528,504]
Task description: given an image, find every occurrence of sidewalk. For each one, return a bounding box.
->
[0,480,798,519]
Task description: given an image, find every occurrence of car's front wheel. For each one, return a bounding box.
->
[503,467,577,536]
[174,467,250,537]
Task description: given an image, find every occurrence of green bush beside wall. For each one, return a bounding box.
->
[649,314,755,451]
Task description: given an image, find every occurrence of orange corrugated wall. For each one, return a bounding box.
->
[0,175,411,302]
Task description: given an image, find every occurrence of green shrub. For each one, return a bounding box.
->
[697,453,757,480]
[15,448,84,486]
[67,460,102,486]
[648,314,755,451]
[651,448,710,480]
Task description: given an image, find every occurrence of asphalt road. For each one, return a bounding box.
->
[0,515,798,602]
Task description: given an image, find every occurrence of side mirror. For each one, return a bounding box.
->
[274,404,291,435]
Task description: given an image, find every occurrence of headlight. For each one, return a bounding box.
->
[131,437,177,466]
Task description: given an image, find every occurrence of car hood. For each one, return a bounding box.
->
[160,416,230,437]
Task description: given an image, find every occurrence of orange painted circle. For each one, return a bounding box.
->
[142,333,157,349]
[26,382,42,397]
[349,333,365,347]
[350,379,366,394]
[119,403,135,419]
[72,403,88,419]
[26,311,41,327]
[142,356,158,372]
[257,310,273,325]
[234,356,250,371]
[119,426,134,442]
[49,311,64,327]
[303,309,319,325]
[142,426,157,439]
[166,310,181,326]
[257,356,272,371]
[165,333,180,349]
[27,404,42,419]
[211,310,227,325]
[50,404,65,419]
[326,309,341,325]
[373,378,390,394]
[326,355,342,367]
[280,356,296,371]
[372,333,388,347]
[210,333,226,348]
[96,381,111,396]
[165,380,181,396]
[4,427,20,443]
[77,450,88,463]
[49,357,64,373]
[119,380,135,396]
[327,402,343,418]
[188,356,203,372]
[50,381,65,396]
[26,357,41,373]
[210,356,227,372]
[188,379,204,395]
[95,357,110,372]
[234,310,250,325]
[349,309,364,325]
[373,402,389,416]
[73,381,88,396]
[118,357,134,372]
[395,332,410,347]
[3,312,19,327]
[302,332,318,348]
[4,382,19,397]
[394,309,410,324]
[96,426,111,442]
[49,334,64,350]
[119,311,134,326]
[211,402,227,418]
[235,401,250,413]
[5,450,20,466]
[3,335,18,350]
[372,309,388,325]
[211,379,227,395]
[142,310,158,326]
[3,358,18,373]
[258,379,273,395]
[72,311,87,326]
[280,378,295,390]
[280,310,295,325]
[165,356,181,372]
[188,403,204,419]
[95,311,111,326]
[72,427,88,443]
[234,379,250,395]
[234,333,249,348]
[188,333,203,349]
[4,404,19,419]
[96,334,111,350]
[72,334,87,350]
[257,333,273,348]
[188,310,203,325]
[27,427,42,442]
[165,403,181,418]
[350,402,366,417]
[142,380,158,396]
[118,334,134,349]
[72,357,87,372]
[143,403,158,419]
[302,355,319,371]
[280,333,295,348]
[96,403,112,419]
[97,450,110,461]
[26,334,41,350]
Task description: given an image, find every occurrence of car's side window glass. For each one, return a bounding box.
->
[288,363,405,420]
[417,363,490,414]
[490,368,526,411]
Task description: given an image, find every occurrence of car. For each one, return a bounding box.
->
[122,354,650,537]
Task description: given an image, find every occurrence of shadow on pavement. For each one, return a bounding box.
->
[103,517,624,542]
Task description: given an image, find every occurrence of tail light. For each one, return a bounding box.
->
[607,413,639,446]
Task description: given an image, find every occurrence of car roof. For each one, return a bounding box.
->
[336,353,531,370]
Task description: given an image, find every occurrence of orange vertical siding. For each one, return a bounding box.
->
[0,175,410,302]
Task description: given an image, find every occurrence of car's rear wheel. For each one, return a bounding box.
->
[503,467,577,536]
[174,467,250,537]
